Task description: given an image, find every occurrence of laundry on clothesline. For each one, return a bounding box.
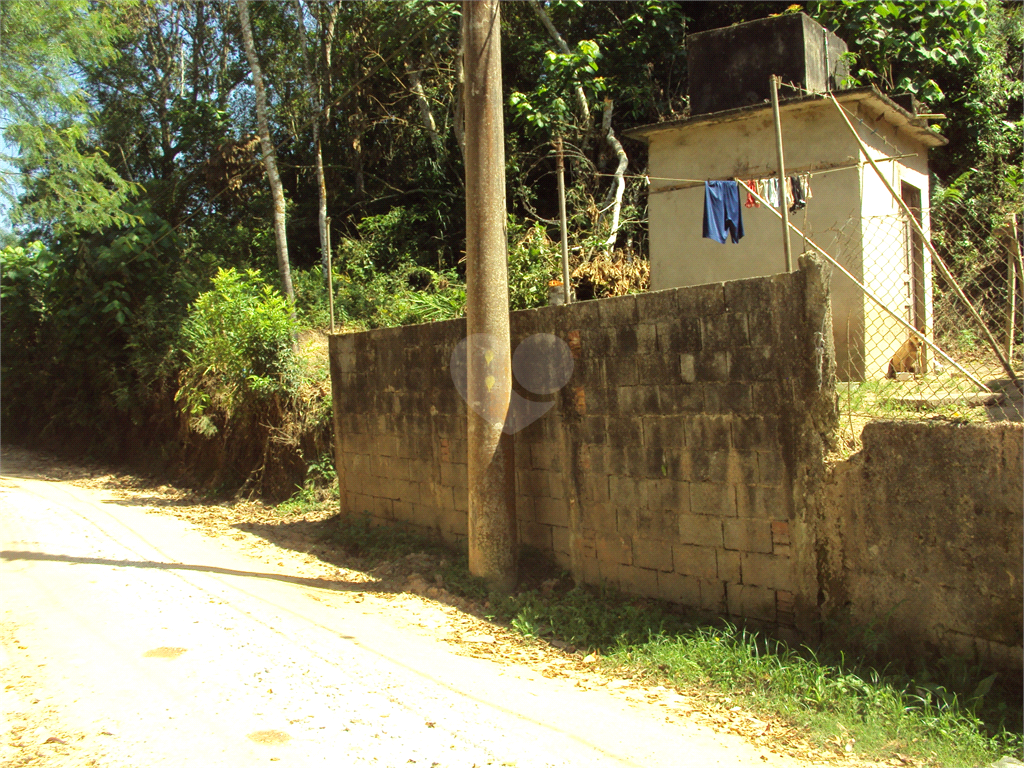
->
[789,175,806,213]
[703,180,744,244]
[737,173,812,211]
[744,180,760,208]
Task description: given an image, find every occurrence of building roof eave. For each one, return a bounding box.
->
[622,86,948,148]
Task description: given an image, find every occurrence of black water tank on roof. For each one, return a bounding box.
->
[686,13,850,116]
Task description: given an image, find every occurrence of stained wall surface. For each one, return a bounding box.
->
[330,259,837,633]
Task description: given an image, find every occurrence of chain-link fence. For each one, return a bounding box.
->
[821,195,1023,445]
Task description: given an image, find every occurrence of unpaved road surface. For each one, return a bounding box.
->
[1,447,853,768]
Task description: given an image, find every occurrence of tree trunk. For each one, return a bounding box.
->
[405,58,442,154]
[463,0,517,593]
[453,8,466,166]
[293,0,330,280]
[237,0,295,305]
[600,99,628,248]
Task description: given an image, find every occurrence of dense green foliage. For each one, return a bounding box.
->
[1,0,1020,472]
[177,268,298,435]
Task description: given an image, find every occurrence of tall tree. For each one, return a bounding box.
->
[293,0,331,279]
[0,0,139,237]
[237,0,294,304]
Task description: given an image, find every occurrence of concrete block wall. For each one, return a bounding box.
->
[821,421,1024,671]
[330,258,837,633]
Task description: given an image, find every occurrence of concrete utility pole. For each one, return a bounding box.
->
[463,0,517,592]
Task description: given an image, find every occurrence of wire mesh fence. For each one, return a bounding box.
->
[822,193,1023,445]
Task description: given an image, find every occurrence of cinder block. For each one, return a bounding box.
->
[392,499,414,522]
[597,559,621,587]
[688,451,731,484]
[551,525,571,557]
[700,580,727,612]
[704,383,753,414]
[643,416,685,451]
[771,520,791,546]
[659,571,701,606]
[741,552,793,590]
[646,478,689,513]
[440,461,468,489]
[534,496,569,528]
[700,312,749,351]
[617,386,660,414]
[548,473,568,500]
[632,538,674,572]
[425,483,456,512]
[725,450,759,485]
[636,288,678,322]
[581,474,610,504]
[657,384,704,414]
[520,469,552,498]
[656,317,701,354]
[756,451,787,487]
[746,309,775,347]
[530,444,564,472]
[671,544,718,579]
[723,519,773,553]
[578,555,602,586]
[618,565,660,598]
[607,419,644,451]
[753,380,790,411]
[724,276,772,314]
[677,513,724,547]
[581,500,614,533]
[441,509,468,537]
[727,583,776,622]
[521,521,553,551]
[579,326,612,358]
[685,415,732,451]
[596,533,633,565]
[731,346,777,382]
[598,293,639,327]
[732,416,780,450]
[694,351,730,381]
[603,356,639,387]
[577,416,608,446]
[718,550,741,583]
[678,283,726,317]
[680,354,696,383]
[453,487,469,512]
[615,507,637,536]
[636,508,678,541]
[637,354,681,386]
[735,484,790,519]
[690,482,737,517]
[609,475,642,506]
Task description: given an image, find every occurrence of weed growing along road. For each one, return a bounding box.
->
[8,445,1020,768]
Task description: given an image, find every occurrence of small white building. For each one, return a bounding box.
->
[625,15,947,380]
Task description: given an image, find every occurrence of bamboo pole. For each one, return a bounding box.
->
[828,93,1019,388]
[738,179,990,391]
[770,75,793,273]
[555,137,571,304]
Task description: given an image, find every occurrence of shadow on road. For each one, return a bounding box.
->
[0,548,375,602]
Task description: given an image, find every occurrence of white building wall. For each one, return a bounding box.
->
[645,96,935,381]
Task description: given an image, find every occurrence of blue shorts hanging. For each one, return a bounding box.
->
[703,180,744,244]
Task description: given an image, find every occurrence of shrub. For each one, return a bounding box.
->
[177,268,297,433]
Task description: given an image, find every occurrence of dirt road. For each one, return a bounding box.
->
[1,447,844,767]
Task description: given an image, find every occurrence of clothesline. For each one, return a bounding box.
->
[641,151,916,195]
